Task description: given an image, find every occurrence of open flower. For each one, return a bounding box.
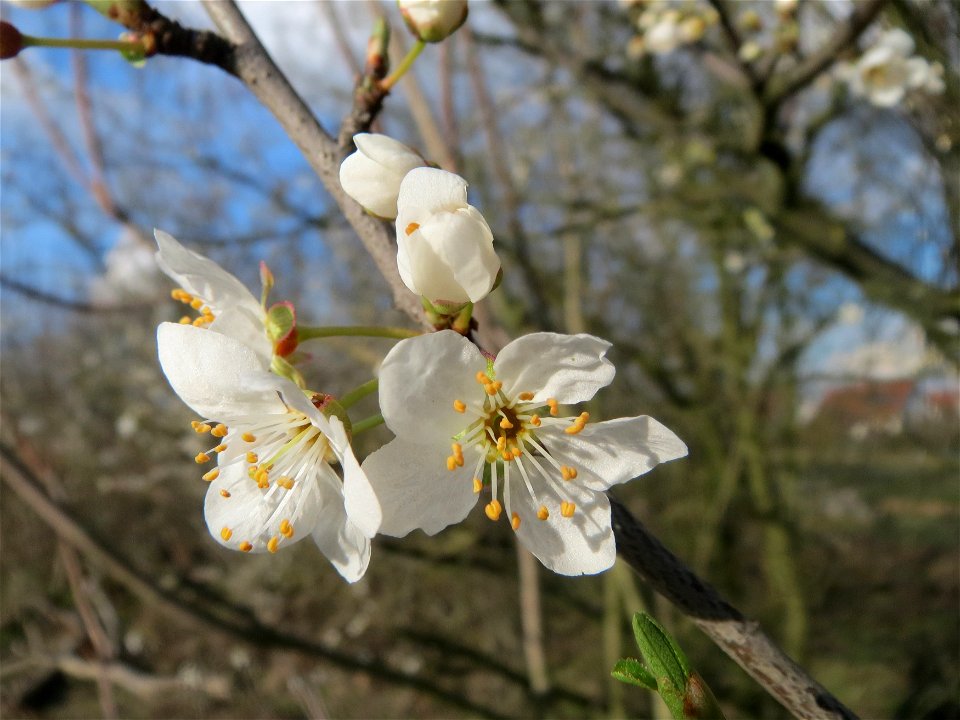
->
[155,230,272,360]
[157,322,381,582]
[396,167,500,308]
[398,0,468,43]
[339,134,426,220]
[840,29,944,107]
[362,331,687,575]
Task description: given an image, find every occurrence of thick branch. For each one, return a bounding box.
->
[610,499,858,720]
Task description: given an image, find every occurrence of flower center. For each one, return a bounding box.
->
[171,287,215,327]
[449,371,589,531]
[190,407,331,554]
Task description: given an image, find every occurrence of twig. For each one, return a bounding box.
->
[609,498,858,720]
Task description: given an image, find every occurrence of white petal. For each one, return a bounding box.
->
[354,133,423,169]
[396,167,468,226]
[210,307,273,361]
[312,497,372,583]
[879,28,914,56]
[870,85,905,107]
[329,415,382,538]
[422,206,499,303]
[157,322,281,420]
[340,136,422,220]
[509,478,615,576]
[538,416,687,491]
[154,230,263,324]
[362,438,479,537]
[494,333,615,404]
[378,331,486,443]
[204,461,324,553]
[400,224,471,303]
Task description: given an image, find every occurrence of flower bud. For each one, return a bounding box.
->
[398,0,468,43]
[396,167,500,307]
[0,22,25,60]
[339,133,426,219]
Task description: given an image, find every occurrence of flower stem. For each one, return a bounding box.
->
[340,378,378,409]
[22,34,145,54]
[380,39,425,90]
[351,414,385,435]
[297,325,421,341]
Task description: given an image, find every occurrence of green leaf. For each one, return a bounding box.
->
[632,613,690,694]
[612,658,658,690]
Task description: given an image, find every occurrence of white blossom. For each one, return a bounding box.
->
[362,331,687,576]
[339,134,426,220]
[840,29,944,108]
[157,322,381,582]
[398,0,468,43]
[396,167,500,307]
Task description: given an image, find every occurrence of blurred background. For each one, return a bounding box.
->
[1,1,957,718]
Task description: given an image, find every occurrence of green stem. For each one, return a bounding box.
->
[351,414,384,435]
[380,39,425,90]
[22,35,145,54]
[340,379,378,409]
[297,325,421,341]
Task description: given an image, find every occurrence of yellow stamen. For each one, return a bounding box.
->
[511,447,522,459]
[211,423,228,438]
[472,477,483,494]
[530,414,541,427]
[202,468,220,482]
[241,432,256,442]
[195,423,212,434]
[564,413,589,435]
[451,442,463,462]
[246,451,259,464]
[219,489,231,498]
[561,466,578,481]
[453,399,467,413]
[496,437,506,452]
[239,541,253,553]
[501,450,513,462]
[247,466,257,478]
[446,456,459,471]
[171,288,187,301]
[194,452,211,464]
[220,527,233,541]
[213,443,228,453]
[485,381,503,396]
[511,513,521,531]
[475,371,490,385]
[485,500,502,521]
[277,476,294,490]
[537,505,549,521]
[279,519,294,538]
[560,501,576,518]
[189,297,204,310]
[179,316,192,324]
[191,420,202,431]
[405,222,420,236]
[267,536,280,554]
[499,417,514,429]
[192,317,207,327]
[547,398,559,416]
[518,391,535,401]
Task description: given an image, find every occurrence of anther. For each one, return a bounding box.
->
[213,443,228,453]
[530,414,541,427]
[241,432,256,442]
[499,417,514,429]
[511,513,521,531]
[485,381,502,396]
[179,316,192,324]
[277,477,294,490]
[239,541,253,553]
[547,398,559,416]
[496,437,506,452]
[192,317,207,327]
[247,466,257,478]
[453,399,467,413]
[171,288,187,301]
[518,391,535,401]
[511,447,522,459]
[211,423,228,438]
[194,452,211,464]
[194,423,212,434]
[246,451,259,464]
[446,456,459,471]
[560,501,576,518]
[191,420,202,431]
[220,527,233,541]
[537,505,549,520]
[405,222,420,236]
[267,536,280,554]
[219,489,231,498]
[189,297,204,310]
[485,500,503,521]
[561,466,578,481]
[279,519,293,538]
[202,468,220,482]
[475,371,490,385]
[565,412,589,435]
[501,450,513,462]
[473,477,483,494]
[451,443,463,462]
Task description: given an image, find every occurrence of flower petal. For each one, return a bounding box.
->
[400,225,471,303]
[312,498,372,583]
[362,438,479,537]
[508,477,615,576]
[204,460,324,553]
[396,167,469,226]
[157,322,282,420]
[378,331,486,443]
[494,333,615,404]
[537,416,687,491]
[340,135,423,219]
[329,415,382,538]
[421,206,499,303]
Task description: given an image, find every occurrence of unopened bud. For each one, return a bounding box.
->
[266,301,298,358]
[365,17,390,80]
[398,0,468,43]
[0,21,25,60]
